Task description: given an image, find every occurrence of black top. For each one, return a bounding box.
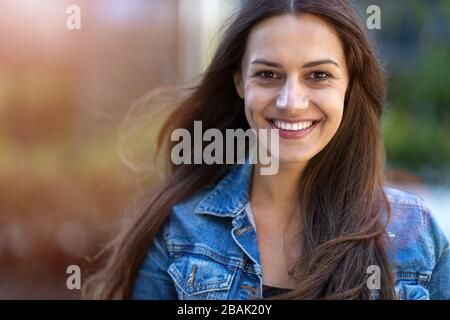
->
[262,285,294,298]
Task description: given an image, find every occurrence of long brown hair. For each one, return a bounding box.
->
[82,0,396,299]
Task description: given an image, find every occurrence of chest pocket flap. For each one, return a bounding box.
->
[168,253,237,297]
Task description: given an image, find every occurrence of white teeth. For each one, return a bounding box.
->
[273,120,313,131]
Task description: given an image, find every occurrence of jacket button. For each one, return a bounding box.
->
[235,226,253,236]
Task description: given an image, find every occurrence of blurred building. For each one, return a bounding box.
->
[0,0,242,299]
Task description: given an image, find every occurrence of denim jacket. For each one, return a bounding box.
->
[132,162,450,300]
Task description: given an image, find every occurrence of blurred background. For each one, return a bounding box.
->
[0,0,448,298]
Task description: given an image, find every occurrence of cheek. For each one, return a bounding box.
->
[244,85,277,124]
[312,88,345,127]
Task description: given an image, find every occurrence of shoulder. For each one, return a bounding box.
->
[166,183,242,253]
[383,186,447,261]
[383,186,431,240]
[167,163,253,240]
[171,187,214,217]
[169,186,217,235]
[384,186,429,209]
[383,186,442,266]
[383,187,449,299]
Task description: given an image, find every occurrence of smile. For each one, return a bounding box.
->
[267,118,321,139]
[272,120,313,131]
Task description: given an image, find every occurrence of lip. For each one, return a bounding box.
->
[267,117,322,123]
[267,118,321,139]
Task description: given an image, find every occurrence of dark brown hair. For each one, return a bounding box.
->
[82,0,396,299]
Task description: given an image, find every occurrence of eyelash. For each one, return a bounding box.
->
[307,71,333,82]
[252,70,282,80]
[251,70,333,83]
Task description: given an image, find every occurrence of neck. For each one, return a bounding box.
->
[251,161,306,223]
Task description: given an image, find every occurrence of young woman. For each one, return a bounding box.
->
[83,0,450,300]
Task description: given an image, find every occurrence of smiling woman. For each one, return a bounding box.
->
[82,0,450,300]
[233,13,348,165]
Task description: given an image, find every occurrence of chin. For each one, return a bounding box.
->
[277,153,312,166]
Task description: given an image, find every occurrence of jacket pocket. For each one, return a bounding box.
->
[395,271,432,300]
[167,252,238,300]
[395,282,430,300]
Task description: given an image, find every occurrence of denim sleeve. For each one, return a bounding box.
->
[131,218,178,300]
[426,210,450,300]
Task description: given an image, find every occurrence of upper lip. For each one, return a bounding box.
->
[267,117,322,123]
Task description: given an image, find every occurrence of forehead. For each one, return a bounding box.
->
[243,13,346,68]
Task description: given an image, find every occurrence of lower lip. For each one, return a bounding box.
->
[268,120,320,139]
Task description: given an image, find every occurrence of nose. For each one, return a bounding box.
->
[275,78,309,110]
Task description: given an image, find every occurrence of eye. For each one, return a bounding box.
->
[253,70,282,81]
[307,71,332,82]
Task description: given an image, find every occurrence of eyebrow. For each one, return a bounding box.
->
[250,58,340,69]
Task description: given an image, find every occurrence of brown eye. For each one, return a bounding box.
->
[255,71,282,80]
[308,71,331,81]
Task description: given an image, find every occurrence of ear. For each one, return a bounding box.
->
[233,72,245,99]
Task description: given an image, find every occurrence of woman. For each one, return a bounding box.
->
[83,0,450,300]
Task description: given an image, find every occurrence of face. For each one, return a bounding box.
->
[234,14,349,166]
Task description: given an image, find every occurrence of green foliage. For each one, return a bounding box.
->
[357,0,450,181]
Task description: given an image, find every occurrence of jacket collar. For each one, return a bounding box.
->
[194,161,253,218]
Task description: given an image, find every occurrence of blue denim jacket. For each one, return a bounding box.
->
[132,162,450,300]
